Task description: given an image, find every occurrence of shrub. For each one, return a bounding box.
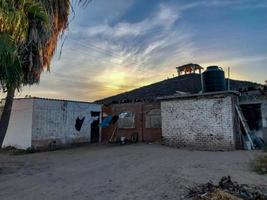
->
[252,154,267,174]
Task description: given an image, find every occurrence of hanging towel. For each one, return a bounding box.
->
[99,115,113,128]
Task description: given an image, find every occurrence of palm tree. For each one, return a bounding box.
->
[0,0,88,146]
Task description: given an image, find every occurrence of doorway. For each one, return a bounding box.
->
[91,111,100,143]
[241,104,262,131]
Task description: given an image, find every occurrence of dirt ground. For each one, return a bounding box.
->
[0,144,266,200]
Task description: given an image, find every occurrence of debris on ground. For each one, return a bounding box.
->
[186,176,267,200]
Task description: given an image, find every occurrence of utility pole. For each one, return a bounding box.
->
[228,67,231,90]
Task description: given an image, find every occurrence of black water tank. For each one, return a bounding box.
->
[202,66,226,92]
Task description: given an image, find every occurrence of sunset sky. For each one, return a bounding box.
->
[6,0,267,101]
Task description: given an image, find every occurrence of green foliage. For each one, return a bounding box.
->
[25,1,48,22]
[0,145,36,155]
[0,0,41,43]
[251,154,267,174]
[0,33,22,91]
[0,0,88,91]
[0,0,49,91]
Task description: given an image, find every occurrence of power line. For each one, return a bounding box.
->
[69,38,126,60]
[68,46,125,66]
[68,38,150,72]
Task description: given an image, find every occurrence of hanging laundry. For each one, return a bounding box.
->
[85,116,99,125]
[119,112,128,119]
[110,115,119,124]
[99,115,113,128]
[92,116,99,122]
[102,112,108,118]
[75,117,85,131]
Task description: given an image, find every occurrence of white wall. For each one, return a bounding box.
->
[2,99,33,149]
[161,95,236,150]
[31,99,101,148]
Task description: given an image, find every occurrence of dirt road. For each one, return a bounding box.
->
[0,144,266,200]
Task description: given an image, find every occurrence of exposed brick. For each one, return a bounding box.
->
[101,102,162,143]
[161,94,240,151]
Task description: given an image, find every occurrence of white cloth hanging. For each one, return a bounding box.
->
[119,112,128,119]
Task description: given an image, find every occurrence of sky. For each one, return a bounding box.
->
[6,0,267,101]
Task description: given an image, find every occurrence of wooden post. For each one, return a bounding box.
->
[228,67,231,90]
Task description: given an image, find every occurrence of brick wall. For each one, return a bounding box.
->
[142,103,162,142]
[101,106,114,143]
[101,102,162,143]
[161,94,239,151]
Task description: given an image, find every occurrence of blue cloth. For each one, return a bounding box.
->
[99,115,113,127]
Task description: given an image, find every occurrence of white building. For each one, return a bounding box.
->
[1,98,102,150]
[159,91,242,151]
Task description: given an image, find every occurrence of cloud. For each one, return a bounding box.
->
[17,3,195,101]
[5,0,265,101]
[179,0,267,11]
[80,4,180,38]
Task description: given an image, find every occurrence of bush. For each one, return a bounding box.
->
[1,146,36,155]
[252,154,267,174]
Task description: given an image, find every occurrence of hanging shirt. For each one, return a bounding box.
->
[99,115,113,128]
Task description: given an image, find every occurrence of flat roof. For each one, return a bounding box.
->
[176,63,204,70]
[157,90,240,101]
[6,97,101,105]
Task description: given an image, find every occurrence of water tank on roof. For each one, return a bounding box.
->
[202,66,226,93]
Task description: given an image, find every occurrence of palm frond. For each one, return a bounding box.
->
[0,0,90,89]
[0,33,22,91]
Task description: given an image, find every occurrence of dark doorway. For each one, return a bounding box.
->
[91,111,100,143]
[241,104,262,131]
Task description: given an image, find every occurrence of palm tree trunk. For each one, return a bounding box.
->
[0,87,15,147]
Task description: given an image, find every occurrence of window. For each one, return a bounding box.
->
[146,109,161,128]
[118,111,135,128]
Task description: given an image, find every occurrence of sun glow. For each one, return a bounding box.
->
[96,68,128,90]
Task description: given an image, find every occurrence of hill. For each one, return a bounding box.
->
[96,74,261,105]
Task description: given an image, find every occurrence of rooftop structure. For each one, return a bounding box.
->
[176,63,204,76]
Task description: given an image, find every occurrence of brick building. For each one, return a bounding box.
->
[101,102,161,143]
[159,91,242,151]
